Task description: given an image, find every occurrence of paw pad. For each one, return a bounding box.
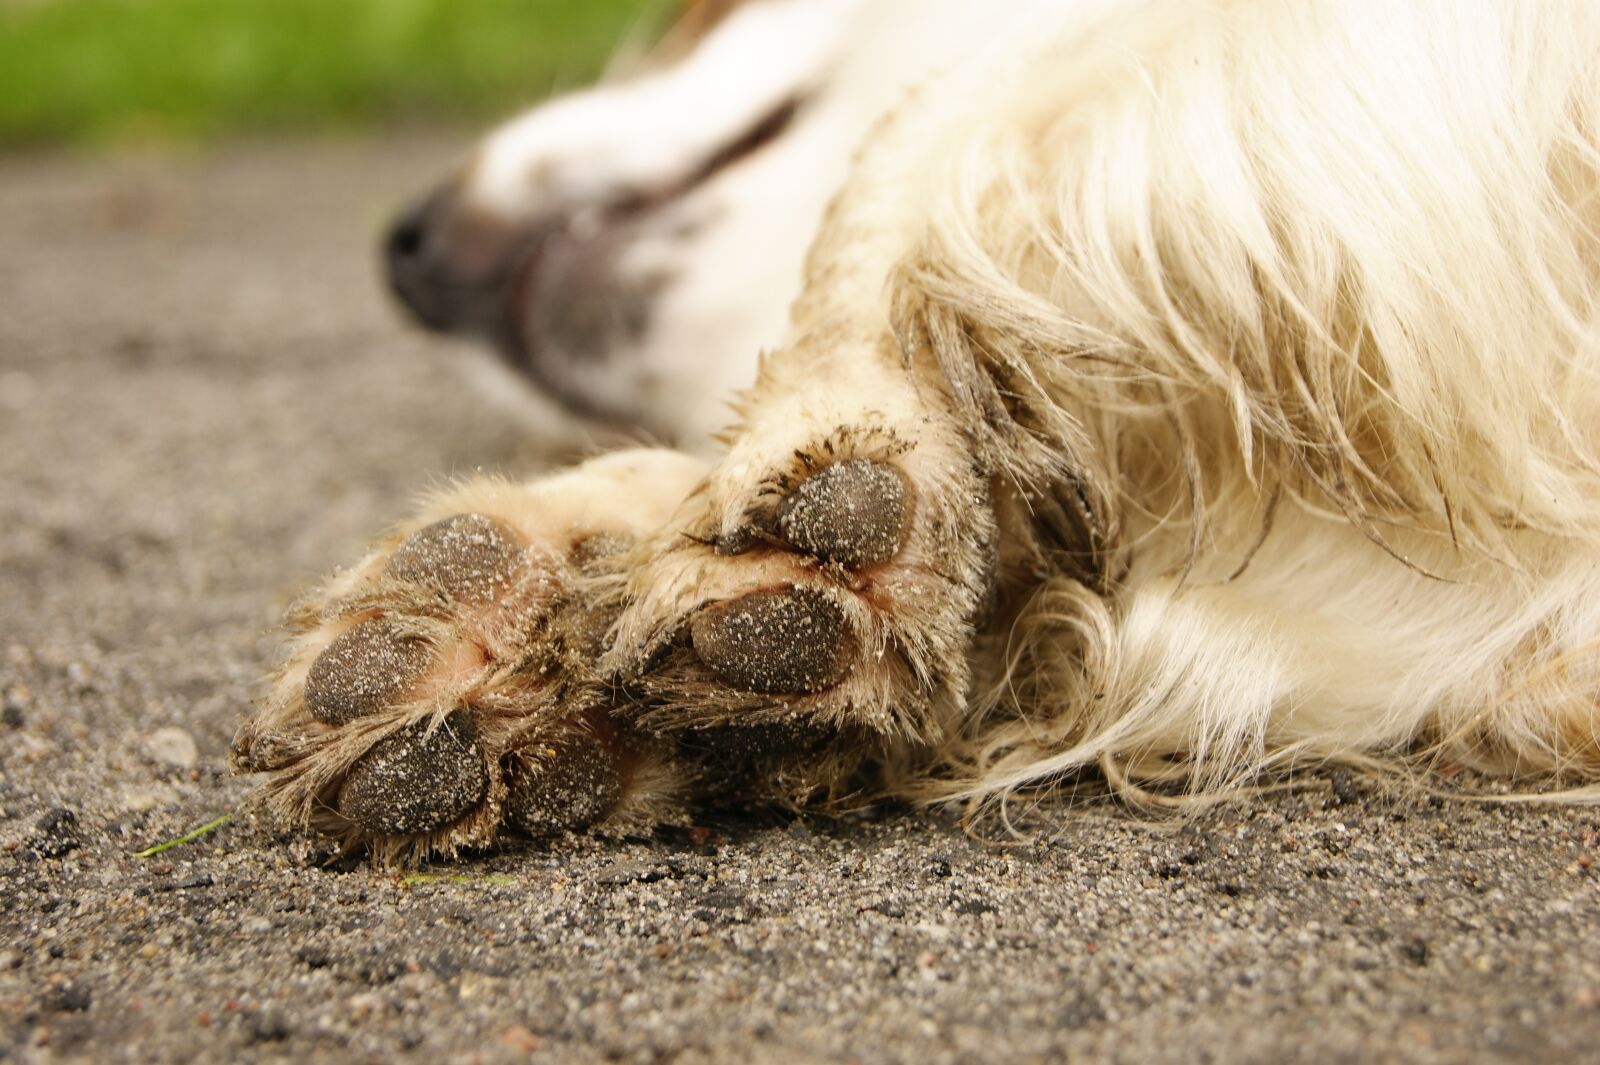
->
[776,459,909,568]
[303,618,430,726]
[335,712,490,837]
[384,513,526,601]
[690,587,854,694]
[506,740,625,836]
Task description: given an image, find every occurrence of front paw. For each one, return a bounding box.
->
[231,450,704,865]
[606,428,997,798]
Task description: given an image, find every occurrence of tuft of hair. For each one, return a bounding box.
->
[881,0,1600,810]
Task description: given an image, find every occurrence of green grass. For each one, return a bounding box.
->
[132,812,234,858]
[400,872,519,887]
[0,0,668,147]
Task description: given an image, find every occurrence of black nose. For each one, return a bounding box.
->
[383,185,519,338]
[384,194,454,330]
[385,200,429,267]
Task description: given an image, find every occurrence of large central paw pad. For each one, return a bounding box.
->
[233,451,706,864]
[691,587,855,694]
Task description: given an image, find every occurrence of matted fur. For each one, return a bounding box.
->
[628,0,1600,807]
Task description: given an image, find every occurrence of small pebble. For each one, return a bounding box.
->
[120,785,180,813]
[2,684,28,728]
[145,727,198,769]
[597,860,670,886]
[29,807,81,859]
[41,983,91,1013]
[65,661,95,692]
[249,1009,290,1043]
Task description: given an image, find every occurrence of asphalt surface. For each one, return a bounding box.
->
[1,137,1599,1065]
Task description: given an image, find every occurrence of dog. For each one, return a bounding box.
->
[233,0,1600,863]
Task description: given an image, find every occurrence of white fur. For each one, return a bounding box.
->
[463,0,1600,806]
[868,0,1600,799]
[455,0,1015,447]
[470,0,862,216]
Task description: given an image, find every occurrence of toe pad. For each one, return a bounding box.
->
[690,587,854,694]
[505,741,624,836]
[776,459,909,568]
[336,713,489,836]
[304,618,430,726]
[385,513,525,602]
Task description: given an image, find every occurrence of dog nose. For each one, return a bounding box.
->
[384,193,457,331]
[386,202,428,265]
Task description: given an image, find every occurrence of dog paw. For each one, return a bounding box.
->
[606,427,997,798]
[231,450,705,864]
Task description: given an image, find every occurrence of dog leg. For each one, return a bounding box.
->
[595,98,1022,802]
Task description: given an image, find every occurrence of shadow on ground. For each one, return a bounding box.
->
[0,139,1597,1064]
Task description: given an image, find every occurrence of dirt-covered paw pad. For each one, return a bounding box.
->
[689,586,855,694]
[505,732,627,836]
[384,513,527,602]
[336,712,490,837]
[302,618,433,726]
[774,459,910,568]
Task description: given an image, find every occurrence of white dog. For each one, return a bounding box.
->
[234,0,1600,862]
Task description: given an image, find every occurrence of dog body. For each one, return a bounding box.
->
[237,0,1600,859]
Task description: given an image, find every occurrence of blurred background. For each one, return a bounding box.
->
[0,0,668,148]
[0,1,689,852]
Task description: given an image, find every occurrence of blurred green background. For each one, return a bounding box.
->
[0,0,669,147]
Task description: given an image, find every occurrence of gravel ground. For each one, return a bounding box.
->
[2,138,1599,1065]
